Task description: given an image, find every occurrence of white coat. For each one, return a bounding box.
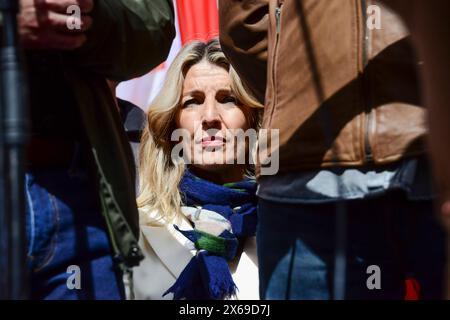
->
[130,207,259,300]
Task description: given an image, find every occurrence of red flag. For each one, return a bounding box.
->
[176,0,219,44]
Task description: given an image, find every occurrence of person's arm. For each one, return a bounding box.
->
[384,1,450,298]
[218,0,269,104]
[70,0,176,81]
[384,1,450,222]
[410,3,450,225]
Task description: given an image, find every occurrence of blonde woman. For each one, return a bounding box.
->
[132,39,262,300]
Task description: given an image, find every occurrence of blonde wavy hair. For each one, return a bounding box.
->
[137,39,262,225]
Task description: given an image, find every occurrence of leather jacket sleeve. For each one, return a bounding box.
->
[219,0,269,104]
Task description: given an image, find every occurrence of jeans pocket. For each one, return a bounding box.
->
[25,173,60,272]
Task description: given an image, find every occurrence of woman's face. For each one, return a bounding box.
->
[176,61,251,174]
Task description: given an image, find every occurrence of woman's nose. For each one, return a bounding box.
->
[201,98,221,129]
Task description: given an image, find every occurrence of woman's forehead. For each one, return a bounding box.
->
[183,62,231,93]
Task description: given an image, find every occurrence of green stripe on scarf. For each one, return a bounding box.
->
[195,230,230,259]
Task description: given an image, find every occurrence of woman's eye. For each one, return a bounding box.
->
[183,99,200,108]
[221,96,237,104]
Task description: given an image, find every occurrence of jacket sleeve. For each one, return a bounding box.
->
[69,0,176,81]
[219,0,269,104]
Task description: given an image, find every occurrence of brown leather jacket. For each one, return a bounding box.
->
[219,0,427,173]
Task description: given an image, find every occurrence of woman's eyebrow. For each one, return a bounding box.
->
[216,89,233,95]
[182,90,203,97]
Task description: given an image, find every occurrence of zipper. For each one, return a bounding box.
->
[360,0,373,162]
[275,6,282,34]
[268,3,282,128]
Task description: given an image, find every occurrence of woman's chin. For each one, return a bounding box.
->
[191,163,229,172]
[189,161,241,174]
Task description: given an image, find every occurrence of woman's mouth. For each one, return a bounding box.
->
[201,136,225,148]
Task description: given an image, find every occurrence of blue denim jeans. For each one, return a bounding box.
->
[25,167,125,300]
[257,191,447,300]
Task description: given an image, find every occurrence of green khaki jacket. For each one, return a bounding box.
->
[32,0,175,269]
[71,0,175,269]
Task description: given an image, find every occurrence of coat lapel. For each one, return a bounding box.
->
[140,218,196,279]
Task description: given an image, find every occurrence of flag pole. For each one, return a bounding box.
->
[0,0,30,300]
